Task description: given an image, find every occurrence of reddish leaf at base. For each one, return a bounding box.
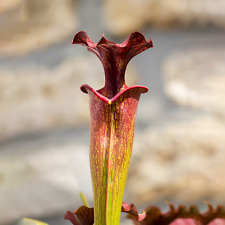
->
[65,202,225,225]
[127,202,225,225]
[64,206,94,225]
[122,202,146,221]
[170,218,225,225]
[64,202,145,225]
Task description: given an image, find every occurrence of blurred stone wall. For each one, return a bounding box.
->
[127,45,225,206]
[0,0,225,224]
[102,0,225,35]
[0,0,77,55]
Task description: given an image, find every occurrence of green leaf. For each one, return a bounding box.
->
[80,192,90,207]
[18,218,48,225]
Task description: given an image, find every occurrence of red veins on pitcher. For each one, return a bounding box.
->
[68,31,153,225]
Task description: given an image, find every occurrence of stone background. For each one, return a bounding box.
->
[0,0,225,224]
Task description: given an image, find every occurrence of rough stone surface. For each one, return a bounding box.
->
[128,116,225,205]
[163,48,225,119]
[0,0,20,13]
[0,55,138,141]
[102,0,225,35]
[0,0,77,55]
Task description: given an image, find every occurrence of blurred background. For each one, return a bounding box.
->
[0,0,225,224]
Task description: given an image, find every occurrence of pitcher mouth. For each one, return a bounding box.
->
[81,84,148,104]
